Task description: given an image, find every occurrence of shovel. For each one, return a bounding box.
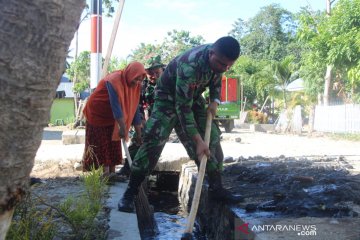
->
[182,112,212,240]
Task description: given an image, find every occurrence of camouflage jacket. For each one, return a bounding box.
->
[139,78,156,115]
[155,44,222,137]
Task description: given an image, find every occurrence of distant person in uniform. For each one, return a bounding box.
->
[118,36,243,212]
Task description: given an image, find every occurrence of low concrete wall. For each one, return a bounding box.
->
[178,162,198,212]
[236,123,275,132]
[62,129,85,145]
[249,123,275,132]
[154,143,191,172]
[178,163,239,239]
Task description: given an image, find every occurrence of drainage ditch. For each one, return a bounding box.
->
[145,172,207,240]
[139,156,360,239]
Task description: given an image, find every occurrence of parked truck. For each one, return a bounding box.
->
[215,76,241,133]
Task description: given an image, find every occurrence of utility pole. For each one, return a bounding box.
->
[90,0,102,90]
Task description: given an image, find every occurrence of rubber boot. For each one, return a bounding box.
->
[117,158,130,178]
[117,174,145,212]
[208,171,243,203]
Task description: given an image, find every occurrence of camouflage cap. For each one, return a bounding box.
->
[144,55,165,70]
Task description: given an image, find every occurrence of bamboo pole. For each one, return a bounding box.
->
[101,0,125,78]
[182,113,212,239]
[121,140,158,236]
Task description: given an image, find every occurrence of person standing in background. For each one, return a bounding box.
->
[82,62,146,179]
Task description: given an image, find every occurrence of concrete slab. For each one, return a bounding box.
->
[155,143,191,172]
[106,182,141,240]
[62,129,85,145]
[35,143,84,164]
[178,162,197,211]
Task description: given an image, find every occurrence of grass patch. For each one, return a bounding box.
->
[6,195,57,240]
[58,166,108,239]
[326,133,360,141]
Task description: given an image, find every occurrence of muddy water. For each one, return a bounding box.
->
[147,175,207,240]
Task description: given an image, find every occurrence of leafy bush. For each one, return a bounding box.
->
[247,110,268,124]
[7,167,108,240]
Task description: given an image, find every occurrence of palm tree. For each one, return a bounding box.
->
[271,55,298,109]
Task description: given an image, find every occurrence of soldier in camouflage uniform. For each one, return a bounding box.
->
[140,55,164,119]
[118,36,242,212]
[119,56,224,178]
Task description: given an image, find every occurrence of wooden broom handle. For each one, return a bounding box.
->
[183,112,212,235]
[122,139,133,167]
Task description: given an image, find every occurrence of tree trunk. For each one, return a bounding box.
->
[0,1,85,238]
[282,89,287,109]
[323,65,332,106]
[73,30,79,115]
[323,0,333,107]
[307,104,316,136]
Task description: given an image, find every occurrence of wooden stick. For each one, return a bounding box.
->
[121,139,158,235]
[121,139,132,166]
[183,113,212,236]
[101,0,125,78]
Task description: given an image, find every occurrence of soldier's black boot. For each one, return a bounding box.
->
[116,158,130,178]
[117,173,145,212]
[208,171,243,203]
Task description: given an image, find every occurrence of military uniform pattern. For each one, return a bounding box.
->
[128,78,156,160]
[140,78,156,117]
[155,44,222,138]
[131,98,223,176]
[131,44,224,176]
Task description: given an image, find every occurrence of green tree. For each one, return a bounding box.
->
[66,51,91,93]
[67,51,127,93]
[229,4,298,61]
[271,55,298,108]
[297,0,360,104]
[327,0,360,103]
[130,30,205,65]
[230,56,272,108]
[130,43,162,64]
[160,30,205,63]
[102,0,118,16]
[107,56,128,72]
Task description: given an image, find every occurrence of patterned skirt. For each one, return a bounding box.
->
[82,122,122,171]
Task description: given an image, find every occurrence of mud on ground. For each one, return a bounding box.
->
[223,156,360,217]
[27,126,360,239]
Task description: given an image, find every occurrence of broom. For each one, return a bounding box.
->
[122,139,158,237]
[181,112,212,240]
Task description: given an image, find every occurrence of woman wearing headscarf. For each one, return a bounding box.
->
[82,61,146,176]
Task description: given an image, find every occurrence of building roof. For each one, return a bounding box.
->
[56,75,74,98]
[60,75,70,83]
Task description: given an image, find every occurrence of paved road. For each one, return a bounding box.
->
[38,127,360,161]
[221,130,360,158]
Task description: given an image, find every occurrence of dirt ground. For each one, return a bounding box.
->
[28,126,360,239]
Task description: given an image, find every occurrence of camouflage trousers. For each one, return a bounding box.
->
[131,98,223,176]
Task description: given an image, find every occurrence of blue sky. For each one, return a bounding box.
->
[69,0,328,60]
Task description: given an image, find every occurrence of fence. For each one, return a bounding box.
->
[314,104,360,133]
